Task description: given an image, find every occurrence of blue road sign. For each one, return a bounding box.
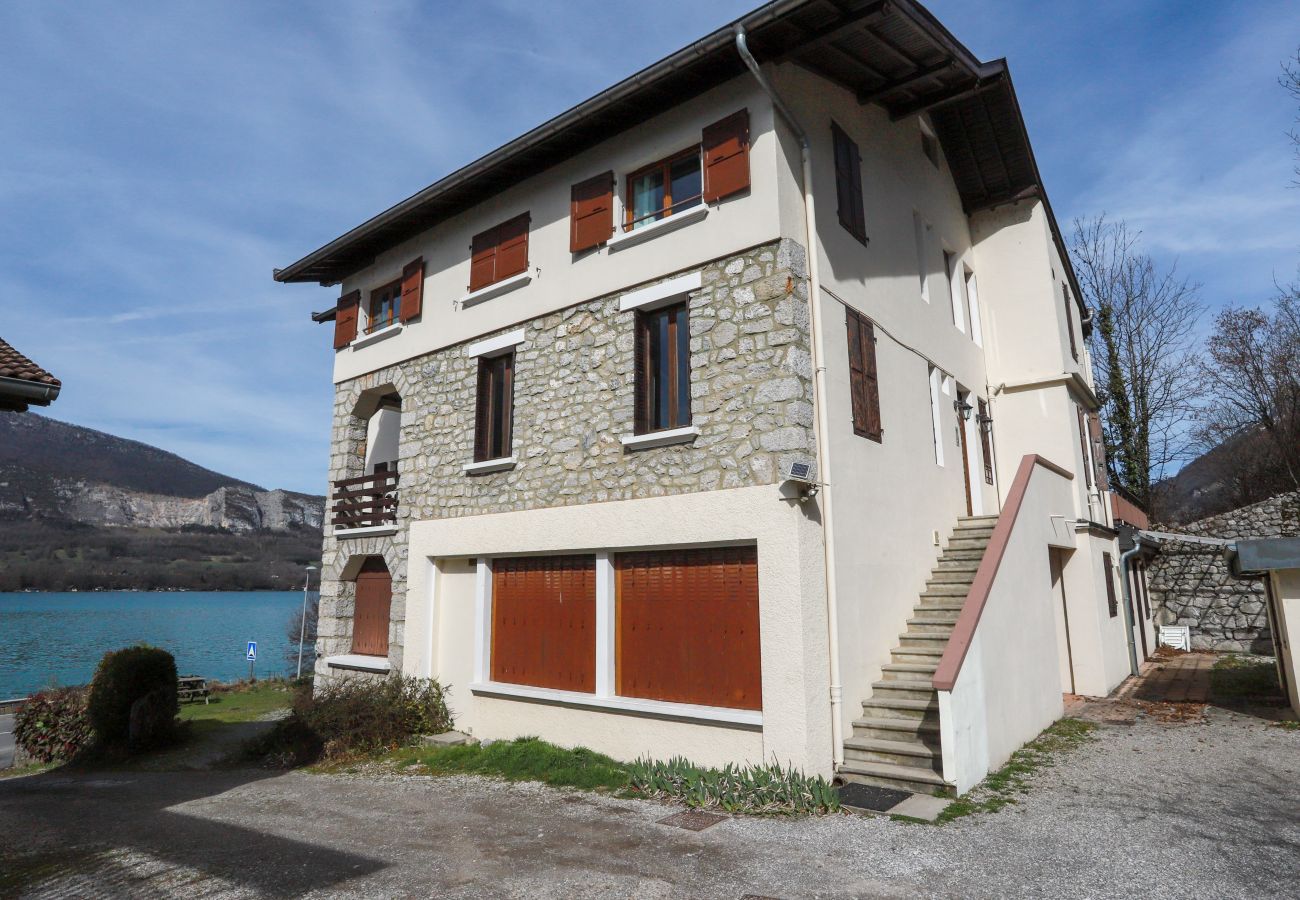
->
[246,641,257,661]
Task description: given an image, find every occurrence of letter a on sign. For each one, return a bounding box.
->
[246,641,257,661]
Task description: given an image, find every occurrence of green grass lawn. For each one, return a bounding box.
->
[1210,654,1284,706]
[178,681,295,724]
[374,737,631,792]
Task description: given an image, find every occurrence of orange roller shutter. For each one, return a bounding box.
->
[495,213,530,280]
[702,109,750,202]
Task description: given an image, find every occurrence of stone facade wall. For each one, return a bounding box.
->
[1148,491,1300,652]
[315,239,815,681]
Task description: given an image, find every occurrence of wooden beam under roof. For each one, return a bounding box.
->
[887,73,1003,120]
[777,0,890,59]
[857,58,956,105]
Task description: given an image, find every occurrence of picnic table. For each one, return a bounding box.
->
[178,675,210,704]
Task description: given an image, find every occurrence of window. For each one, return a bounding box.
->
[491,556,596,692]
[626,149,702,231]
[978,398,994,484]
[913,212,931,302]
[928,366,944,466]
[1103,552,1118,618]
[352,556,392,657]
[1063,285,1079,361]
[920,120,940,168]
[965,269,983,346]
[1076,404,1093,489]
[367,280,401,334]
[846,308,882,442]
[832,122,867,244]
[474,352,514,462]
[634,303,691,434]
[944,250,965,332]
[616,546,761,710]
[469,213,529,293]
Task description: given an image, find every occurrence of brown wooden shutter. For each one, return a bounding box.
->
[1064,288,1078,360]
[702,108,750,203]
[832,123,866,243]
[351,556,392,656]
[398,258,424,323]
[499,352,515,457]
[496,213,530,280]
[469,225,498,292]
[1087,411,1110,491]
[491,556,596,692]
[570,172,614,253]
[632,310,649,435]
[1103,552,1118,618]
[334,290,360,349]
[615,546,761,710]
[846,308,881,442]
[473,359,491,462]
[1076,405,1092,488]
[861,317,881,441]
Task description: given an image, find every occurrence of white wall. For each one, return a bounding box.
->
[331,76,781,383]
[402,484,833,774]
[1269,569,1300,715]
[364,406,400,473]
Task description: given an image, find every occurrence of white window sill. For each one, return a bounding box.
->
[619,270,703,313]
[620,425,700,451]
[470,682,762,728]
[459,272,532,308]
[607,205,709,252]
[466,328,526,359]
[351,323,403,350]
[462,456,517,475]
[334,524,398,539]
[324,654,391,674]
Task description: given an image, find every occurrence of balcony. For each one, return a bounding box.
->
[331,470,399,534]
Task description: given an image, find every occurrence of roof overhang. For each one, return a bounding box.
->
[275,0,1086,317]
[1228,537,1300,579]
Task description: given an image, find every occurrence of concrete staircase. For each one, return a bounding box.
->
[839,515,998,794]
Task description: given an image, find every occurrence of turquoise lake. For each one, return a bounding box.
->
[0,591,308,698]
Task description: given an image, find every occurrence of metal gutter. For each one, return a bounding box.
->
[0,375,60,406]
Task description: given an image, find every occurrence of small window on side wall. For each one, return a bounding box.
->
[474,352,514,462]
[920,120,940,168]
[469,213,529,293]
[367,280,401,334]
[846,308,882,442]
[634,302,691,434]
[626,149,702,231]
[832,122,867,245]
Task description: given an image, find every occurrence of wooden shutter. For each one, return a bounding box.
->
[496,213,530,280]
[334,290,360,349]
[1103,552,1118,618]
[846,308,881,442]
[1076,405,1092,488]
[473,359,491,462]
[469,226,498,292]
[832,122,866,243]
[978,398,994,484]
[351,556,391,656]
[1087,412,1110,491]
[399,258,424,323]
[615,546,761,710]
[702,108,750,203]
[632,310,649,435]
[1064,288,1078,360]
[570,172,614,253]
[491,556,596,692]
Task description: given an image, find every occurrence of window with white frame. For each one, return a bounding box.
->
[928,365,945,466]
[965,268,983,346]
[944,250,966,332]
[913,212,931,303]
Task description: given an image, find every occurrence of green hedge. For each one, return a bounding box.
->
[87,645,179,748]
[13,687,93,763]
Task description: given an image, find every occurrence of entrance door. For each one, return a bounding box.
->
[352,556,392,657]
[957,391,973,516]
[1050,549,1077,694]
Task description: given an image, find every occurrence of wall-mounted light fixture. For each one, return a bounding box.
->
[954,399,974,420]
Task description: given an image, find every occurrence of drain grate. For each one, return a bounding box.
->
[657,809,729,831]
[836,782,911,812]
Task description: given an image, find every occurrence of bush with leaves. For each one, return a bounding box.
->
[628,756,841,816]
[13,687,93,763]
[87,645,178,748]
[248,674,452,765]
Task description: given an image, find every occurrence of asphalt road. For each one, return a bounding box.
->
[0,714,14,769]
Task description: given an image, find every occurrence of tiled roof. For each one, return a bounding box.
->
[0,338,60,388]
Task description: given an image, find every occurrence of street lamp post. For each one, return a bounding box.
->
[298,565,319,680]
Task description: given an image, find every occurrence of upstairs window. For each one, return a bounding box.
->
[367,280,401,334]
[626,149,702,231]
[846,308,882,442]
[1063,285,1079,361]
[634,302,691,434]
[920,120,940,168]
[832,122,867,245]
[469,213,530,293]
[474,352,514,462]
[913,212,931,303]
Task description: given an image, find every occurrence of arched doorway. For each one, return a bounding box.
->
[352,556,392,657]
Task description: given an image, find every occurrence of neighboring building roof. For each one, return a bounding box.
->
[1229,537,1300,578]
[274,0,1087,315]
[0,337,62,412]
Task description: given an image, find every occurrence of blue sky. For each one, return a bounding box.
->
[2,1,1297,494]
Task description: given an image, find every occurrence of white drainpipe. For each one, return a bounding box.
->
[734,26,845,768]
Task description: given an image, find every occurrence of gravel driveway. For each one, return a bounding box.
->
[1,707,1297,898]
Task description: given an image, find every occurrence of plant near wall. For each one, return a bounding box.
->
[86,645,179,750]
[13,687,93,763]
[627,756,841,816]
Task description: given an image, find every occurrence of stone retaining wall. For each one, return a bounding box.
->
[1148,491,1300,652]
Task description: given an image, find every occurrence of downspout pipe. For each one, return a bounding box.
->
[734,26,845,769]
[1118,544,1142,676]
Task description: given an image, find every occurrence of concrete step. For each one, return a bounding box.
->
[891,645,945,665]
[920,583,972,598]
[870,679,937,703]
[945,536,992,551]
[951,523,996,537]
[860,696,939,721]
[899,631,950,650]
[958,515,999,524]
[843,735,941,768]
[850,714,941,742]
[839,760,947,793]
[905,617,957,635]
[881,662,938,680]
[935,558,982,572]
[929,569,977,585]
[941,547,988,561]
[915,597,966,612]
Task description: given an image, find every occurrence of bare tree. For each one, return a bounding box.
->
[1198,286,1300,495]
[1070,216,1204,514]
[1284,48,1300,183]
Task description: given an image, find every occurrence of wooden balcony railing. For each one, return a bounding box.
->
[331,470,399,530]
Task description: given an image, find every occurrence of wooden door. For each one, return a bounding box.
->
[352,557,392,657]
[957,396,973,516]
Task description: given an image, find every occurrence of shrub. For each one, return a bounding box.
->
[87,645,178,747]
[247,675,452,765]
[128,686,180,751]
[13,687,93,763]
[628,757,841,816]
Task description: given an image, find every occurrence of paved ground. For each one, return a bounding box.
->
[0,714,14,769]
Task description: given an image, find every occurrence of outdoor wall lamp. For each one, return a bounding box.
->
[954,399,974,420]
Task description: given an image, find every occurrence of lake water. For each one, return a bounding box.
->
[0,591,309,698]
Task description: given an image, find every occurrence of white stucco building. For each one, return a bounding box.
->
[275,0,1148,794]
